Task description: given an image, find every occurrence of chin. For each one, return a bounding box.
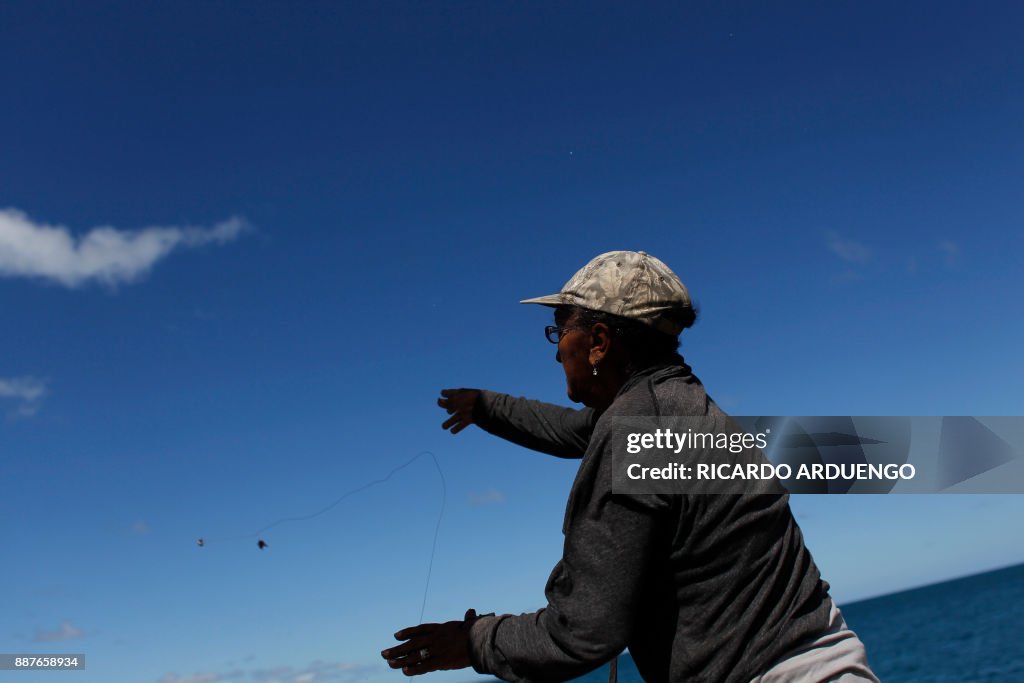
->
[565,384,589,406]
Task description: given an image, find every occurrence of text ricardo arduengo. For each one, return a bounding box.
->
[623,428,916,482]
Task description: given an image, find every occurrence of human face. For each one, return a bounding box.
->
[554,309,594,405]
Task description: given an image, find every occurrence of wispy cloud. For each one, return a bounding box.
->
[0,376,47,418]
[158,660,372,683]
[825,231,871,265]
[468,488,506,506]
[249,661,371,683]
[830,268,863,284]
[937,240,960,268]
[0,208,249,288]
[130,520,151,535]
[32,621,83,642]
[158,672,243,683]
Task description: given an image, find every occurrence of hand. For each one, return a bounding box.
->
[381,609,477,676]
[438,389,481,434]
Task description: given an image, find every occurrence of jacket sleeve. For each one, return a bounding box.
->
[474,390,596,459]
[467,425,667,682]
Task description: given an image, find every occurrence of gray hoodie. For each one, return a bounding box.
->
[467,361,832,683]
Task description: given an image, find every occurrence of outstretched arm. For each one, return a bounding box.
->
[438,388,595,459]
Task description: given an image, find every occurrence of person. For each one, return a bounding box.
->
[381,251,878,682]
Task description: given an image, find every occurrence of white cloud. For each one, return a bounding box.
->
[248,660,372,683]
[0,376,46,402]
[32,621,83,642]
[158,660,370,683]
[825,231,871,265]
[158,673,242,683]
[0,208,249,287]
[468,488,506,506]
[0,376,48,418]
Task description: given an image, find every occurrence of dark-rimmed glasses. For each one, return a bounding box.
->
[545,325,581,344]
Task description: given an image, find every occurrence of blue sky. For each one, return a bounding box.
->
[2,2,1023,682]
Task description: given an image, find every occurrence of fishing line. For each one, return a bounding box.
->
[198,450,447,622]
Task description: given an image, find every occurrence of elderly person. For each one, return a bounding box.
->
[381,251,877,683]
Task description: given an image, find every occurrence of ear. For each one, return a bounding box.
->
[588,322,612,365]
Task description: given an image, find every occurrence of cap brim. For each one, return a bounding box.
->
[519,293,564,306]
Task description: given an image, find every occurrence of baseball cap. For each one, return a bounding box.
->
[520,250,693,336]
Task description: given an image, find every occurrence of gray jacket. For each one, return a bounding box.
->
[467,361,832,683]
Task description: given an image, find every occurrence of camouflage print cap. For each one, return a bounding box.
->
[520,251,693,336]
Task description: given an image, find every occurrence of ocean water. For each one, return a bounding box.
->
[481,562,1024,682]
[839,562,1024,682]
